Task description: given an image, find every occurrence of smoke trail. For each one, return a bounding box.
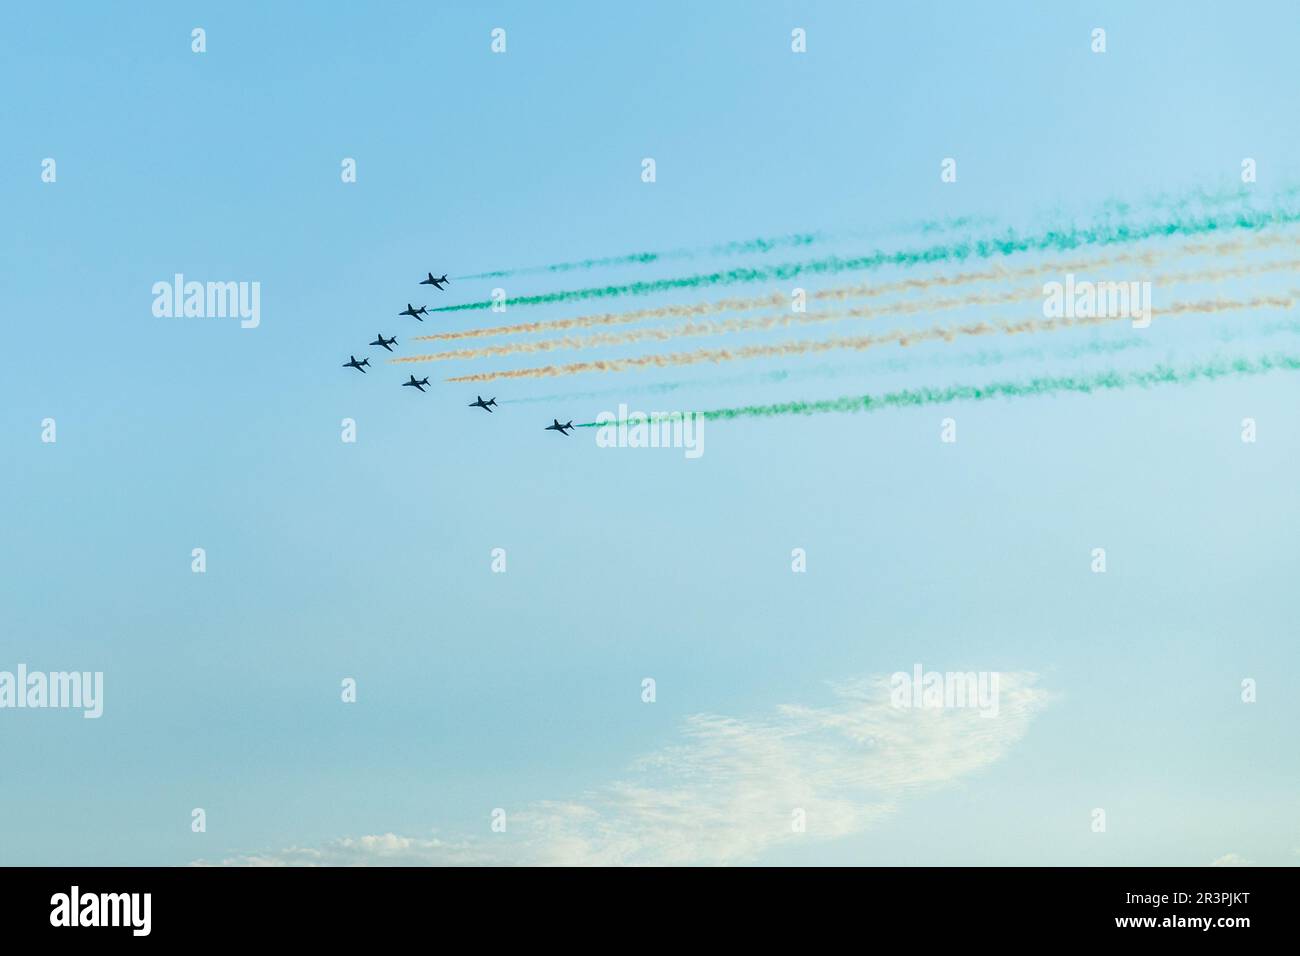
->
[396,257,1300,364]
[456,232,823,280]
[413,293,784,343]
[574,354,1300,427]
[506,318,1300,406]
[455,185,1300,281]
[1096,182,1300,221]
[432,206,1300,314]
[813,235,1296,305]
[443,294,1296,382]
[397,287,1042,365]
[415,232,1296,343]
[501,338,1157,406]
[458,214,1023,281]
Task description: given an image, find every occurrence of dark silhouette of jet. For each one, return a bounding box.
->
[343,355,370,373]
[399,304,430,321]
[421,273,450,290]
[370,333,397,352]
[469,395,497,412]
[402,375,430,392]
[545,418,574,435]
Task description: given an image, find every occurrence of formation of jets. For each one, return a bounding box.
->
[338,268,575,432]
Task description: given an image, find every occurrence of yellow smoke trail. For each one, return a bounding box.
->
[412,232,1298,344]
[443,294,1296,383]
[395,257,1300,365]
[394,287,1039,364]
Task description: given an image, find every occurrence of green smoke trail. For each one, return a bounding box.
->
[456,214,1012,281]
[574,354,1300,427]
[457,184,1300,281]
[437,206,1300,314]
[457,232,824,281]
[1096,182,1300,221]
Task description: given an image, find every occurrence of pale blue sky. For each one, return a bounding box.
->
[2,1,1297,865]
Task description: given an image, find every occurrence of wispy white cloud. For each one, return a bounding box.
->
[205,833,489,867]
[1210,853,1255,867]
[200,671,1048,866]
